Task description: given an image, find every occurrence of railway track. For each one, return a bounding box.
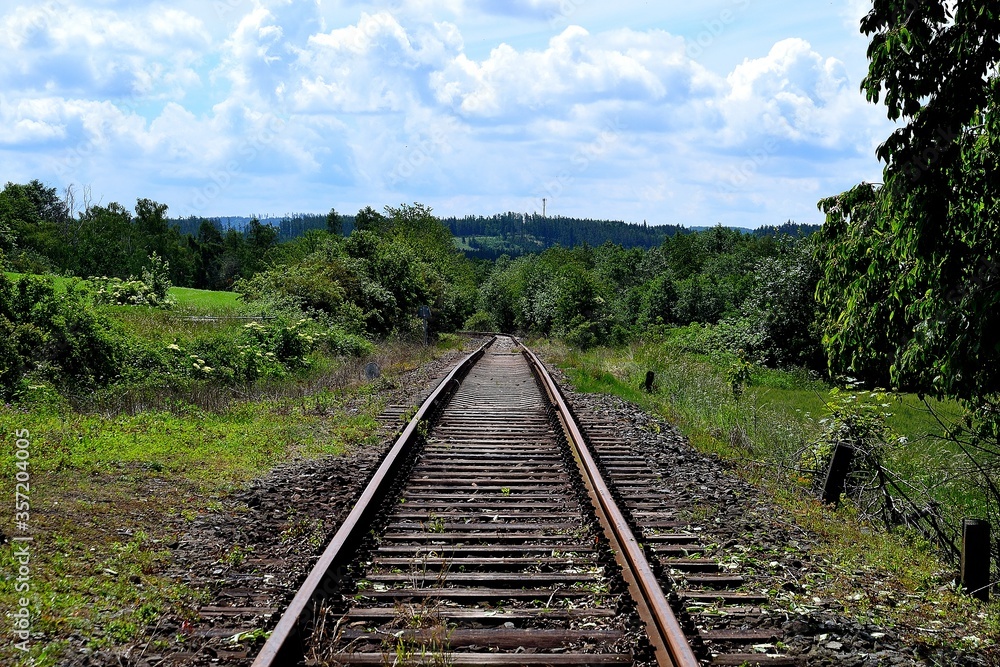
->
[249,336,796,666]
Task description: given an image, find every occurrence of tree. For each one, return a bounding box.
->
[326,207,342,235]
[76,203,137,278]
[194,220,225,289]
[816,0,1000,399]
[740,242,822,367]
[354,206,384,232]
[242,218,279,278]
[0,180,70,270]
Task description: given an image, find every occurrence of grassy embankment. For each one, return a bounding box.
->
[538,334,999,656]
[0,283,454,667]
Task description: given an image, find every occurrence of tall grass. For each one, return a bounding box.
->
[544,339,985,546]
[77,342,438,416]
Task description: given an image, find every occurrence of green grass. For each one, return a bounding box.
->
[0,331,457,666]
[4,271,80,291]
[5,271,242,315]
[0,384,382,667]
[0,393,378,482]
[571,341,976,500]
[169,286,241,313]
[543,338,983,534]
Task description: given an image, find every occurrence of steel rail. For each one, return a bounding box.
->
[520,343,701,667]
[250,337,495,667]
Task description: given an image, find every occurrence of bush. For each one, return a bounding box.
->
[463,311,495,331]
[563,317,601,350]
[0,274,123,397]
[90,253,175,308]
[800,384,902,496]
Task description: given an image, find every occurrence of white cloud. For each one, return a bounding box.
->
[292,12,462,113]
[0,1,895,227]
[715,38,878,151]
[430,26,706,119]
[0,4,209,99]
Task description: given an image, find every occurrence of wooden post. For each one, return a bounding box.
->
[821,442,854,506]
[961,519,991,602]
[643,371,655,393]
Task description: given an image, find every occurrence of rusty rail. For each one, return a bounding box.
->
[521,343,700,667]
[250,337,494,666]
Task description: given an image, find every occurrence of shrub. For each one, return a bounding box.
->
[325,329,373,357]
[0,274,123,397]
[463,311,495,331]
[90,253,175,308]
[800,384,903,506]
[563,317,601,350]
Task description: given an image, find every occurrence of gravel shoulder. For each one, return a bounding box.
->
[547,360,996,667]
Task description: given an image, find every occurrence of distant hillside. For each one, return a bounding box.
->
[751,221,821,238]
[171,214,359,241]
[442,212,685,259]
[170,212,820,259]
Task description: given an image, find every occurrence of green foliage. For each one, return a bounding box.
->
[239,207,477,341]
[801,384,900,476]
[733,242,822,367]
[0,180,69,271]
[815,2,1000,546]
[726,350,753,401]
[90,253,175,308]
[673,273,726,324]
[326,207,342,235]
[0,274,122,397]
[354,206,385,232]
[638,273,678,327]
[165,319,323,384]
[462,311,494,331]
[817,1,1000,401]
[477,228,818,362]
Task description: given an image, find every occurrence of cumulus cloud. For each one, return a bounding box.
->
[218,0,323,103]
[429,26,717,120]
[714,38,878,152]
[0,3,209,99]
[292,12,462,113]
[0,1,894,227]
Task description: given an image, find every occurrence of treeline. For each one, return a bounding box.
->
[0,180,319,290]
[443,212,685,259]
[471,227,820,368]
[171,213,361,243]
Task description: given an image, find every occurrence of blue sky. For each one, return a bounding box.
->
[0,0,894,228]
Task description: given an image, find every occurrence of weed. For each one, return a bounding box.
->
[220,544,254,567]
[427,516,446,534]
